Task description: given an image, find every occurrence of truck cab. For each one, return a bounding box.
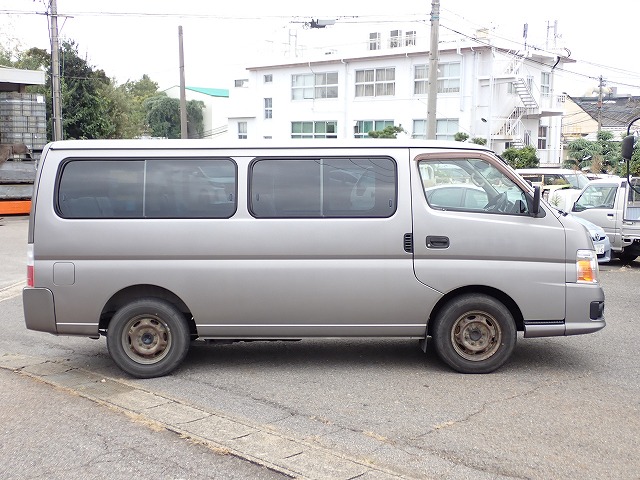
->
[572,177,640,262]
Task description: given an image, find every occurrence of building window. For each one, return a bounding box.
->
[315,72,339,98]
[436,118,459,141]
[405,31,416,46]
[264,74,273,83]
[291,121,337,139]
[238,122,247,139]
[354,120,394,138]
[355,68,395,97]
[291,72,338,100]
[369,32,380,50]
[389,30,402,48]
[414,65,428,95]
[412,119,460,140]
[412,119,427,139]
[264,98,272,119]
[437,62,460,93]
[541,72,551,96]
[414,63,461,94]
[234,79,249,88]
[538,125,548,149]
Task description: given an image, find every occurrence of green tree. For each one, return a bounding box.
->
[143,94,204,139]
[2,42,162,140]
[56,40,120,139]
[454,132,469,142]
[186,99,205,139]
[501,145,539,169]
[368,125,405,138]
[119,75,160,137]
[619,139,640,177]
[565,131,620,173]
[471,137,487,145]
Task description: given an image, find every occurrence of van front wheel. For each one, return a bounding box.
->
[107,298,190,378]
[432,294,516,373]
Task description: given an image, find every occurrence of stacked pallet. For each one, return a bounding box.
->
[0,92,48,158]
[0,160,36,215]
[0,92,46,215]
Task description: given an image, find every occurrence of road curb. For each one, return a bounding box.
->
[0,353,413,480]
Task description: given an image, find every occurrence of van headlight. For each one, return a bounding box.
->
[576,249,599,284]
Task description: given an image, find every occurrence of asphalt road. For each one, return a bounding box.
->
[1,215,639,480]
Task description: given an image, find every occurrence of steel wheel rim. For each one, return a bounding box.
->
[450,310,502,361]
[121,314,172,364]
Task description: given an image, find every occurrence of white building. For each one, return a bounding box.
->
[228,27,571,165]
[163,86,229,139]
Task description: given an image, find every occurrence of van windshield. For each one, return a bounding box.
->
[566,173,590,189]
[573,184,618,211]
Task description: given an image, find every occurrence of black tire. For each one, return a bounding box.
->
[432,294,516,374]
[106,298,190,378]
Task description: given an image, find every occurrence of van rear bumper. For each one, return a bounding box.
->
[23,287,57,334]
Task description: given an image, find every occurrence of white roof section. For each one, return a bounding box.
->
[0,66,46,86]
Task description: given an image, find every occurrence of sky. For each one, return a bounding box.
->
[1,0,639,97]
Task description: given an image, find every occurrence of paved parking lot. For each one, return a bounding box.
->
[2,215,639,480]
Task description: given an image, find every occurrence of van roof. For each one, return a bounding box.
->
[45,138,491,152]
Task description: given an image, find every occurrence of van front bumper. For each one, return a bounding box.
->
[23,287,57,334]
[524,283,605,338]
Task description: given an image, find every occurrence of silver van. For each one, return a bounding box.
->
[23,140,605,378]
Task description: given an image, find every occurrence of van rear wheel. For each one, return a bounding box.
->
[432,294,516,373]
[107,298,190,378]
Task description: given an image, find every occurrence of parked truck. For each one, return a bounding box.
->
[571,177,640,262]
[571,136,640,262]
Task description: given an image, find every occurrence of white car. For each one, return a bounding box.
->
[569,214,611,264]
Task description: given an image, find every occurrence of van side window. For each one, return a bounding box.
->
[419,158,529,215]
[250,157,396,218]
[57,158,237,219]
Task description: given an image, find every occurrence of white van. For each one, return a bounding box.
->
[23,140,605,378]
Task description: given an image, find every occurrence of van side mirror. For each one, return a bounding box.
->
[622,135,635,161]
[532,185,541,215]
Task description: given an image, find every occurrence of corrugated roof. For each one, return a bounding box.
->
[570,95,640,128]
[185,86,229,97]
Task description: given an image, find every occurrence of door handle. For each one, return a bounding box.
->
[426,236,450,249]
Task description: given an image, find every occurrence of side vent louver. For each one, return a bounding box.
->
[404,233,413,253]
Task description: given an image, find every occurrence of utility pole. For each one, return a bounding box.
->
[178,26,188,139]
[597,75,605,133]
[50,0,63,141]
[426,0,440,140]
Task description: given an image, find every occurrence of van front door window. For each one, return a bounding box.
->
[418,158,529,215]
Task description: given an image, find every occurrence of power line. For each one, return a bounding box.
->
[5,6,640,91]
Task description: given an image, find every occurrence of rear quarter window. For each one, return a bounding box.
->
[57,158,237,219]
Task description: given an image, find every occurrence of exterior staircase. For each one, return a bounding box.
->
[494,55,538,147]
